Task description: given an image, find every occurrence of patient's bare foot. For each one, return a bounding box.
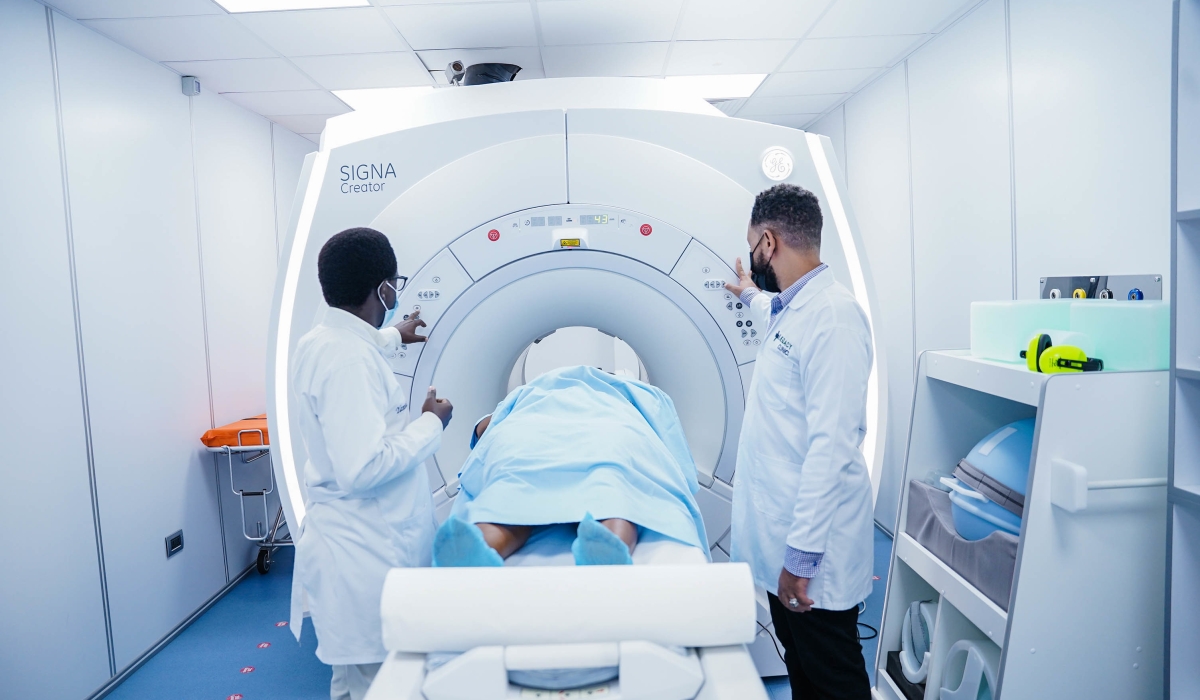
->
[476,522,533,558]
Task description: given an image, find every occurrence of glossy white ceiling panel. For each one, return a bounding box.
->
[541,42,668,77]
[666,39,795,75]
[165,57,319,92]
[811,0,976,38]
[538,0,683,45]
[780,35,926,71]
[221,89,351,115]
[46,0,222,19]
[236,8,408,56]
[383,2,538,51]
[81,15,275,62]
[676,0,828,41]
[291,51,432,89]
[757,67,878,96]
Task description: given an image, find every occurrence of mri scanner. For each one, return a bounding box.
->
[265,77,885,698]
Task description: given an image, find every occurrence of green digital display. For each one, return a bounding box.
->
[580,214,609,225]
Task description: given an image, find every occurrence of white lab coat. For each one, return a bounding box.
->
[730,268,875,611]
[289,307,443,665]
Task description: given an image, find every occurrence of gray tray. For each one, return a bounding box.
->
[904,479,1018,611]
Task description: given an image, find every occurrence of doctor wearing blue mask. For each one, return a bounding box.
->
[290,227,453,700]
[726,185,874,699]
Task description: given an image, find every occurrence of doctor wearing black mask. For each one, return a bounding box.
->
[725,184,875,700]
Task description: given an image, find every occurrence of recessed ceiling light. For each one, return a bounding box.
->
[333,86,436,112]
[663,74,767,100]
[213,0,369,12]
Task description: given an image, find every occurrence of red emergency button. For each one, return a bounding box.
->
[487,229,500,241]
[640,224,652,236]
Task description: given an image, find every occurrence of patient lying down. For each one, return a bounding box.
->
[433,365,709,567]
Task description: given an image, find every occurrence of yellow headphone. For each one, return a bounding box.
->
[1020,333,1104,373]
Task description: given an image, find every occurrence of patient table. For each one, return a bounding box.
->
[364,525,769,699]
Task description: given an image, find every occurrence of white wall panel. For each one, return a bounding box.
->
[809,104,846,172]
[192,89,280,574]
[908,0,1013,351]
[1010,0,1173,298]
[844,65,913,530]
[0,1,112,696]
[272,123,314,257]
[53,12,227,669]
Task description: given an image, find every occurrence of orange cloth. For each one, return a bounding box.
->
[201,414,269,447]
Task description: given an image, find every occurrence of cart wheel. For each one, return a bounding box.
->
[257,549,271,575]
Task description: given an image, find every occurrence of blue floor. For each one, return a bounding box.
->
[108,527,894,700]
[107,548,330,700]
[763,525,894,700]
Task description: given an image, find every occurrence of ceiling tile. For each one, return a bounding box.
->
[537,0,683,45]
[165,57,319,92]
[748,113,821,129]
[676,0,827,40]
[417,48,545,78]
[780,35,925,71]
[383,3,537,51]
[666,39,795,75]
[81,15,275,62]
[711,98,745,115]
[810,0,976,38]
[739,93,845,116]
[292,52,432,89]
[45,0,222,19]
[298,133,321,143]
[270,114,340,133]
[235,8,408,56]
[756,68,878,96]
[221,89,350,115]
[542,42,668,78]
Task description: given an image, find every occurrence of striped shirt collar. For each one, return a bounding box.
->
[770,263,829,317]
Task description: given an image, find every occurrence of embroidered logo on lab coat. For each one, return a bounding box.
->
[773,331,794,357]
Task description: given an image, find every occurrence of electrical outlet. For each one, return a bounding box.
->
[165,530,184,558]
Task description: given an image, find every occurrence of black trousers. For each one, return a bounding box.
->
[768,593,871,700]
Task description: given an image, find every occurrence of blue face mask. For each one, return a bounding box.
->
[377,279,400,329]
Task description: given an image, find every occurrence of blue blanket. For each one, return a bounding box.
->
[450,365,709,554]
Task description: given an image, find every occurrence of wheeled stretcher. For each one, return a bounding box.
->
[201,415,292,574]
[365,525,769,699]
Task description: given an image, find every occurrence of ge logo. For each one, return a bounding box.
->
[762,148,793,181]
[487,229,500,241]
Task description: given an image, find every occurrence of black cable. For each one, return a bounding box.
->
[756,620,786,666]
[857,622,878,641]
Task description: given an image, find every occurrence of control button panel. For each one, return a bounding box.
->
[388,249,472,377]
[670,240,758,365]
[451,206,689,279]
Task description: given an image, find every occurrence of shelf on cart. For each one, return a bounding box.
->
[924,350,1046,407]
[894,533,1007,647]
[1171,485,1200,509]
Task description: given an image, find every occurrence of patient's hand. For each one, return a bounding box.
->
[475,415,492,440]
[394,310,428,344]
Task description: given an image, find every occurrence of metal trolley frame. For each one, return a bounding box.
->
[207,429,292,574]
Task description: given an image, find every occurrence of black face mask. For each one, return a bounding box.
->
[749,233,781,293]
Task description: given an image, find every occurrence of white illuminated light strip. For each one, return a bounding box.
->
[333,86,435,112]
[805,132,882,482]
[214,0,368,11]
[273,153,330,527]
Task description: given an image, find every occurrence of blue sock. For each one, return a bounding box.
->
[572,513,633,566]
[432,516,503,567]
